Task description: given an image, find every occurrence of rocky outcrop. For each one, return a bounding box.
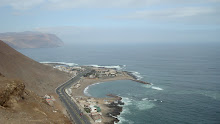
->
[0,76,70,124]
[0,31,64,49]
[106,99,124,124]
[0,73,4,77]
[0,78,25,107]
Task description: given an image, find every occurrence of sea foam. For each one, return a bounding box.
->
[40,61,78,66]
[116,97,134,124]
[83,86,91,96]
[121,97,133,106]
[117,96,156,123]
[130,71,143,80]
[87,64,126,70]
[136,100,155,110]
[83,82,103,97]
[116,116,134,124]
[142,84,164,91]
[152,86,164,91]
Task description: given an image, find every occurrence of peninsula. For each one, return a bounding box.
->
[0,31,64,49]
[44,63,151,124]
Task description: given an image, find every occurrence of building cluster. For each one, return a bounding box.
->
[86,67,122,79]
[53,66,83,77]
[75,97,108,123]
[65,87,104,123]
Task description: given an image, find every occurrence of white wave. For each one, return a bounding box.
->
[116,116,134,124]
[83,86,91,96]
[142,84,152,88]
[90,82,101,86]
[121,97,133,106]
[130,71,143,80]
[121,107,131,114]
[152,86,163,91]
[142,84,164,91]
[142,98,148,101]
[135,100,155,111]
[40,61,78,66]
[109,114,118,119]
[87,64,126,70]
[117,96,156,123]
[83,82,104,97]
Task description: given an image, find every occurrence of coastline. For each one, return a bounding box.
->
[69,69,150,124]
[70,72,133,124]
[43,63,151,123]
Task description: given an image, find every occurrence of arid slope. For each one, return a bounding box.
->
[0,40,70,96]
[0,73,70,124]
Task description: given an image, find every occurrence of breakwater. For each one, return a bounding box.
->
[124,71,152,85]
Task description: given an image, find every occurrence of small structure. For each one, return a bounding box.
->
[44,94,55,106]
[89,74,96,79]
[91,113,102,123]
[89,105,101,113]
[90,105,98,113]
[109,69,117,76]
[73,83,81,89]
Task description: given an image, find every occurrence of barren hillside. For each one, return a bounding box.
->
[0,74,70,124]
[0,40,70,96]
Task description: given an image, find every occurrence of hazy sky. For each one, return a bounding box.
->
[0,0,219,44]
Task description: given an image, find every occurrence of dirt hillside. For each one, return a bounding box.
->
[0,74,70,124]
[0,40,70,96]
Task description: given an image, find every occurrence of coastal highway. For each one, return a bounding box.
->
[56,68,91,124]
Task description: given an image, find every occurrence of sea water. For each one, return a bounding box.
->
[18,43,220,124]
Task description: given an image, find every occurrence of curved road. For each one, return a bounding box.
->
[56,69,91,124]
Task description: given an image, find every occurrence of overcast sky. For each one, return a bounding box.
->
[0,0,219,44]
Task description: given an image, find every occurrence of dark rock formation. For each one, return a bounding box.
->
[0,79,25,107]
[106,99,124,124]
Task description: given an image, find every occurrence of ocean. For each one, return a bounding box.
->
[18,43,220,124]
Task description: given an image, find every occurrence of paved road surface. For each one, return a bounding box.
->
[56,69,91,124]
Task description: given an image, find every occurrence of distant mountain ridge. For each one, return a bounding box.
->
[0,31,64,49]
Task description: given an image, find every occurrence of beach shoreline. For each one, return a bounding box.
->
[68,66,152,123]
[70,71,134,124]
[43,63,150,123]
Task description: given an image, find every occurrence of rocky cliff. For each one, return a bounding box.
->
[0,31,64,49]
